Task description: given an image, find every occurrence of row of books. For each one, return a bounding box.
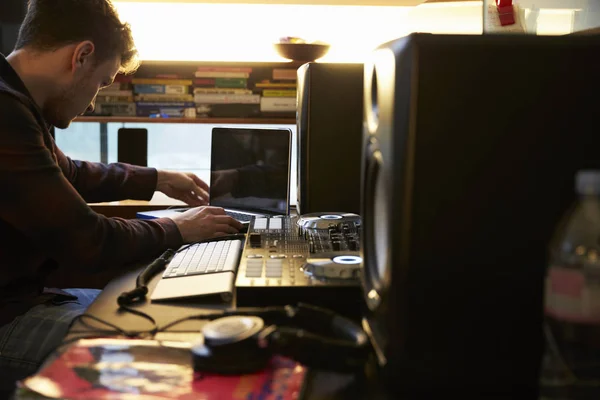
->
[89,66,298,118]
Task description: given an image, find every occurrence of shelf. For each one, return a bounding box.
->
[74,116,296,125]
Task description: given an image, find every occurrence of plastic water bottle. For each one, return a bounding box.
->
[540,170,600,399]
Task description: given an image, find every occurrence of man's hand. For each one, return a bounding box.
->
[169,206,243,243]
[210,169,239,199]
[156,170,209,206]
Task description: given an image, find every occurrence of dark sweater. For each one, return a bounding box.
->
[0,55,183,326]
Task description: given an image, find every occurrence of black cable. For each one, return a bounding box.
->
[117,249,175,307]
[68,312,157,337]
[158,312,226,332]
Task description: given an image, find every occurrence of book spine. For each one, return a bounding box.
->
[98,89,133,96]
[255,82,297,88]
[132,78,193,85]
[193,88,252,95]
[136,108,197,118]
[195,71,250,78]
[134,84,190,95]
[262,90,297,97]
[260,97,296,112]
[272,69,297,81]
[193,78,247,88]
[136,101,196,107]
[134,94,194,102]
[94,102,136,116]
[193,94,260,104]
[96,95,134,103]
[196,66,253,73]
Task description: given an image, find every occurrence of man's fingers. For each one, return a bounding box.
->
[213,224,241,234]
[191,188,210,203]
[182,192,207,206]
[210,214,242,227]
[201,206,226,215]
[190,174,210,192]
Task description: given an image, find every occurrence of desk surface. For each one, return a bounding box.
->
[65,264,385,400]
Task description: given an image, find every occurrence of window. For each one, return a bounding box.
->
[55,122,298,205]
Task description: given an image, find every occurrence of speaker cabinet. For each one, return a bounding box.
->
[296,62,363,215]
[118,128,147,167]
[360,33,600,397]
[0,0,26,54]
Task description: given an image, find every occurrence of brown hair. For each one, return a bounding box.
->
[15,0,139,74]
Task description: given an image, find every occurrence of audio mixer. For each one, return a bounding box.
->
[235,212,363,314]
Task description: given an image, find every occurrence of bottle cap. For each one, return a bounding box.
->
[576,170,600,195]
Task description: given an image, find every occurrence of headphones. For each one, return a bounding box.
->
[191,303,371,374]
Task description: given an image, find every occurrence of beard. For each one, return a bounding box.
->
[43,77,86,129]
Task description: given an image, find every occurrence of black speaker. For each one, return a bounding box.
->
[118,128,147,167]
[296,62,363,215]
[360,33,600,397]
[0,0,26,55]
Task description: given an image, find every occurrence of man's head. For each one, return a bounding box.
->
[14,0,139,128]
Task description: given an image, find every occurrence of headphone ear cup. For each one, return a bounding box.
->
[192,316,271,375]
[191,341,271,375]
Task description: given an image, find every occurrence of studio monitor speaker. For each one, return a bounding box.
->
[118,128,148,167]
[296,62,363,215]
[360,33,600,397]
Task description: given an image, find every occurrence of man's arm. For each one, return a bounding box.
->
[0,96,183,271]
[55,144,157,203]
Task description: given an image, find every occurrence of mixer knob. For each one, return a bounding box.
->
[348,240,359,251]
[309,241,315,253]
[332,240,342,251]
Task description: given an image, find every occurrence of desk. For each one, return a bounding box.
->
[61,265,387,400]
[89,192,184,219]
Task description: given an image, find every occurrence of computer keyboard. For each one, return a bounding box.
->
[162,240,242,279]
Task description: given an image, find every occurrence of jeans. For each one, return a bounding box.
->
[0,288,100,394]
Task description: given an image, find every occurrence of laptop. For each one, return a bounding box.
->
[208,127,292,221]
[137,127,292,222]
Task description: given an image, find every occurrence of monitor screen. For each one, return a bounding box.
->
[210,127,291,215]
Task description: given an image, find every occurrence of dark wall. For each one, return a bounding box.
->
[0,0,26,55]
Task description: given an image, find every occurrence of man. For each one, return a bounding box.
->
[0,0,242,388]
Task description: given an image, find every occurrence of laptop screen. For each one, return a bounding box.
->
[210,127,292,215]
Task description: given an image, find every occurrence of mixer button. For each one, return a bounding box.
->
[269,218,282,230]
[292,254,304,258]
[247,254,263,259]
[269,254,287,259]
[254,218,268,230]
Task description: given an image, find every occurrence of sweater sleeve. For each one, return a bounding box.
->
[55,144,158,203]
[0,95,183,271]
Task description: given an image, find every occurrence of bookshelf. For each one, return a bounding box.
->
[75,116,296,125]
[75,60,299,163]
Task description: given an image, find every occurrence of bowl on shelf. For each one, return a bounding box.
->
[273,42,330,62]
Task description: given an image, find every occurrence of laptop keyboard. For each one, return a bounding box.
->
[162,240,242,279]
[225,211,254,222]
